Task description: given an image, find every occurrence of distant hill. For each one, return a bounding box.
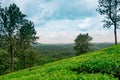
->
[32,42,113,48]
[1,44,120,80]
[31,42,113,64]
[92,43,113,50]
[32,42,76,64]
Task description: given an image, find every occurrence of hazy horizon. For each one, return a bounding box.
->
[35,41,116,45]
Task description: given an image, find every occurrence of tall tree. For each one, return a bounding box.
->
[97,0,120,45]
[17,19,37,69]
[74,33,92,55]
[0,3,25,71]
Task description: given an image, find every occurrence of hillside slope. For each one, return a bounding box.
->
[0,45,120,80]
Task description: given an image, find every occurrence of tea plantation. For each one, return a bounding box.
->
[0,45,120,80]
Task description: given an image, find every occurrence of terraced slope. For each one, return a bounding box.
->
[0,45,120,80]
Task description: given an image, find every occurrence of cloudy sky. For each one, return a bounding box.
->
[1,0,120,44]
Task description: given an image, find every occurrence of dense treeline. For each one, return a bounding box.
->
[33,43,76,64]
[0,3,39,75]
[32,42,113,64]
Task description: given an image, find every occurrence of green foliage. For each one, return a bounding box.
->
[0,48,40,75]
[0,45,120,80]
[0,3,39,74]
[15,49,41,70]
[16,19,37,69]
[33,44,76,64]
[32,43,112,65]
[74,33,92,55]
[0,3,38,73]
[0,3,26,71]
[0,49,10,75]
[18,19,37,45]
[72,53,120,78]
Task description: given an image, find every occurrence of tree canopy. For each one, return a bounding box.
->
[74,33,92,55]
[0,3,38,72]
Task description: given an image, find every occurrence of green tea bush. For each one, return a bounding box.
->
[72,48,120,79]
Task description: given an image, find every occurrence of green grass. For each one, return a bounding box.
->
[0,45,120,80]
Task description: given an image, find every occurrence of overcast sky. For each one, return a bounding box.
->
[1,0,120,44]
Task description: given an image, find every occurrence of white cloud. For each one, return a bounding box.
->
[35,19,81,43]
[78,18,93,30]
[80,0,98,9]
[1,0,120,44]
[36,15,120,44]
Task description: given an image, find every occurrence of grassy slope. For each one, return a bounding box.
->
[0,45,120,80]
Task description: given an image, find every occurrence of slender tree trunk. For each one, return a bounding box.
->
[10,45,14,72]
[23,53,26,69]
[21,43,26,69]
[114,23,117,45]
[114,0,117,45]
[21,44,26,69]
